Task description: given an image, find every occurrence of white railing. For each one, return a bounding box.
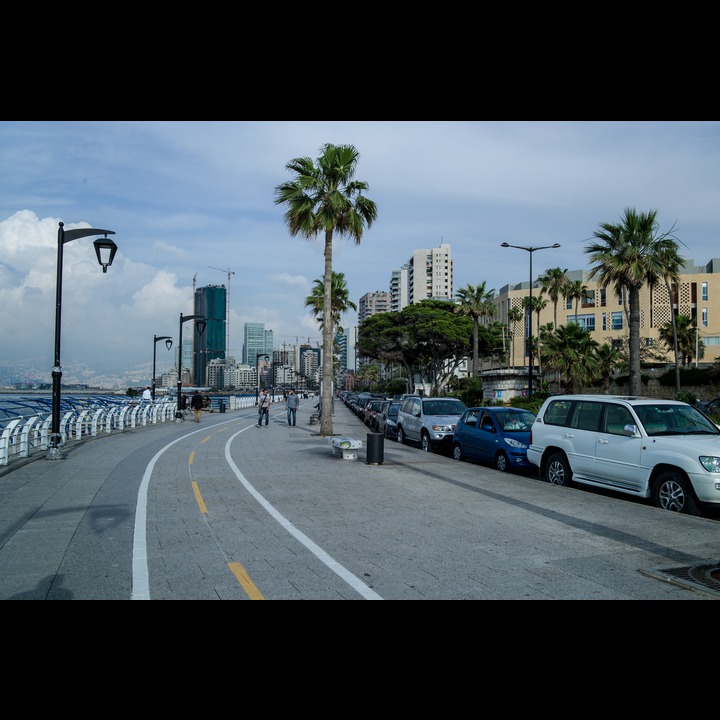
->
[0,397,198,467]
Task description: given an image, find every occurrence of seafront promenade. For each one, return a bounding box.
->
[0,397,718,600]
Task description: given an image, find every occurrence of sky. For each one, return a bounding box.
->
[1,120,720,387]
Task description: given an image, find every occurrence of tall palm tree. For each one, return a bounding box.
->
[305,271,357,334]
[507,305,523,368]
[539,267,569,329]
[275,144,378,436]
[595,342,622,394]
[585,207,680,396]
[541,324,600,394]
[655,246,685,395]
[564,279,587,324]
[454,282,495,377]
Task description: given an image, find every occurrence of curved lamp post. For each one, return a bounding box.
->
[176,313,206,419]
[501,242,560,399]
[47,222,117,460]
[152,335,173,401]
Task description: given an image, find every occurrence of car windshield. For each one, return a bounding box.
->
[501,411,535,431]
[634,403,720,436]
[423,400,465,416]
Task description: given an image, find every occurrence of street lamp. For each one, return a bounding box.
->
[501,242,561,399]
[176,313,206,419]
[47,222,117,460]
[152,335,173,401]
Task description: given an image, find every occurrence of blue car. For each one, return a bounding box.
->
[452,406,536,473]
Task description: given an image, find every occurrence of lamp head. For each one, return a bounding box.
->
[552,243,561,248]
[165,338,173,351]
[500,242,509,247]
[93,236,118,273]
[196,319,207,336]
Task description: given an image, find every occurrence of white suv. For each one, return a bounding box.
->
[527,394,720,515]
[396,396,467,453]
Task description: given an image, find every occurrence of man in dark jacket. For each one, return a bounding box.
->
[190,390,204,423]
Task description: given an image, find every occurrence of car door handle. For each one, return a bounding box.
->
[599,438,609,444]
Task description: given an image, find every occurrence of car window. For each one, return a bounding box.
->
[463,410,479,426]
[480,412,494,430]
[570,401,603,432]
[544,399,573,426]
[603,405,633,435]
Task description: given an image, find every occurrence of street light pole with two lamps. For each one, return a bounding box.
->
[176,313,206,420]
[152,335,174,401]
[47,222,117,460]
[500,242,561,399]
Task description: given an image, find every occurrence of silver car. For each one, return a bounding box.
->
[396,396,467,453]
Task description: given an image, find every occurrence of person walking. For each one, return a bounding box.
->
[142,386,152,402]
[257,387,271,427]
[190,390,204,423]
[286,387,299,426]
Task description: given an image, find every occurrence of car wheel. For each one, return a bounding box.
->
[453,443,463,461]
[546,452,572,486]
[421,432,432,452]
[397,427,405,445]
[494,451,509,473]
[652,470,700,515]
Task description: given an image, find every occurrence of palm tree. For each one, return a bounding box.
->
[539,267,569,329]
[541,324,600,394]
[659,315,703,367]
[655,246,686,395]
[454,282,495,378]
[275,144,378,436]
[305,271,357,335]
[523,295,547,377]
[595,342,622,393]
[507,305,523,368]
[564,279,587,324]
[585,207,680,396]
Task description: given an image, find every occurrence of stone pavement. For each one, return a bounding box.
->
[0,397,719,600]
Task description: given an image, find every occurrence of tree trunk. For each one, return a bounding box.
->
[320,229,334,436]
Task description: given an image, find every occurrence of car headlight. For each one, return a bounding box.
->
[504,438,528,450]
[699,456,720,472]
[431,424,453,432]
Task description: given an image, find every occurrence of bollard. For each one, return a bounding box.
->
[219,400,226,413]
[367,432,384,465]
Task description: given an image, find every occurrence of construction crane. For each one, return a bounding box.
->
[208,266,235,358]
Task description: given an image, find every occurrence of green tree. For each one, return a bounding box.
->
[585,207,680,396]
[655,245,686,395]
[541,324,600,394]
[659,315,703,367]
[564,279,587,324]
[507,305,523,369]
[595,342,623,393]
[539,267,569,329]
[305,271,357,334]
[454,281,495,378]
[275,143,378,436]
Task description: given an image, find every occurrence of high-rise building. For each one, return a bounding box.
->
[408,243,453,304]
[390,264,410,312]
[243,322,266,365]
[358,291,391,323]
[194,284,226,386]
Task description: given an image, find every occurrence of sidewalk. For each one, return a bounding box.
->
[0,397,718,600]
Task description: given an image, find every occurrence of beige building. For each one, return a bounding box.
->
[493,258,720,368]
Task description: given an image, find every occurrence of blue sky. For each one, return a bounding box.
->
[1,120,719,385]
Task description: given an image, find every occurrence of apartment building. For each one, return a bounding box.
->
[493,258,720,367]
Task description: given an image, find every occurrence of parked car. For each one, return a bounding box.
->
[377,401,402,440]
[363,399,386,429]
[453,407,536,473]
[396,396,467,453]
[697,397,720,415]
[527,394,720,515]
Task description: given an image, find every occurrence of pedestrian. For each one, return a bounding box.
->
[190,390,204,423]
[286,387,299,426]
[142,386,152,402]
[257,387,271,427]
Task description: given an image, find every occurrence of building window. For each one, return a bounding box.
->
[611,312,623,330]
[702,307,708,327]
[575,314,596,331]
[702,282,708,301]
[602,313,607,331]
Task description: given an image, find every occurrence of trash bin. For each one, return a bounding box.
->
[219,400,226,413]
[367,432,384,465]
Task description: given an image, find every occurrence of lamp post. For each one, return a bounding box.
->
[47,222,117,460]
[152,335,173,401]
[176,313,206,419]
[501,242,560,399]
